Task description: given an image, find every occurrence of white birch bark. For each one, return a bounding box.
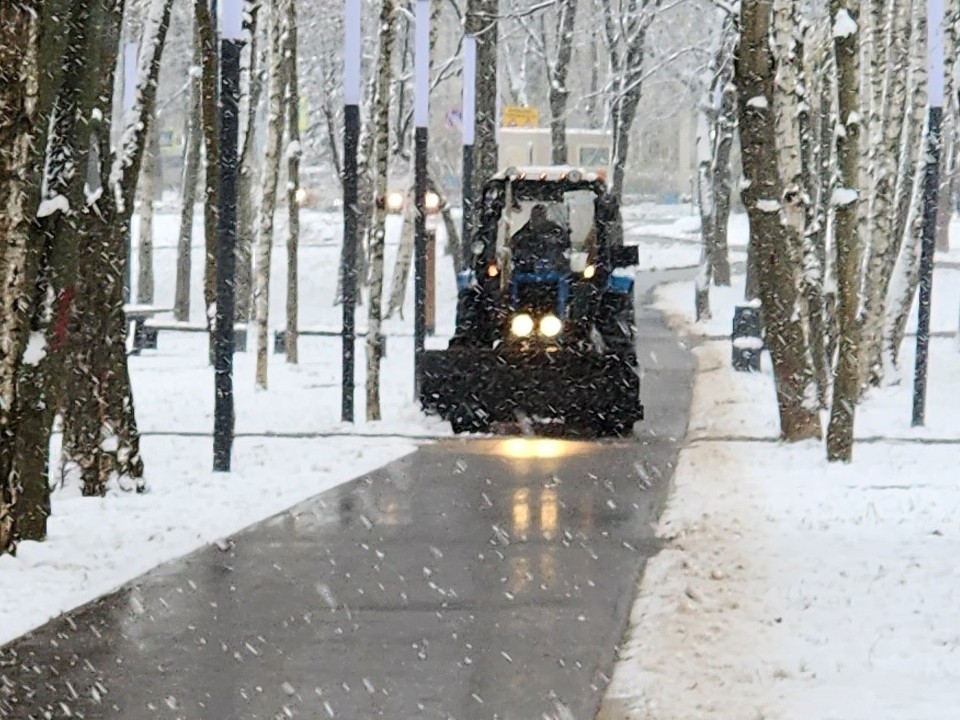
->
[826,0,863,462]
[857,0,911,387]
[254,0,284,389]
[881,0,928,375]
[284,0,300,364]
[0,1,40,553]
[365,0,397,421]
[136,123,159,304]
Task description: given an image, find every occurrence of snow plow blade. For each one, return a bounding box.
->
[419,347,643,434]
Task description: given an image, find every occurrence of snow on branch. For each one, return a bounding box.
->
[109,0,176,216]
[831,188,859,207]
[833,8,858,38]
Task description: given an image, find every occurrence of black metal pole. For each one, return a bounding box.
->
[342,104,360,423]
[911,105,942,427]
[461,34,476,270]
[213,38,241,472]
[461,143,474,268]
[414,126,428,393]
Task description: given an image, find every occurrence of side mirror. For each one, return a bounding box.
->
[610,244,638,268]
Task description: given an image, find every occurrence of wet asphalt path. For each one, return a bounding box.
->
[0,267,695,720]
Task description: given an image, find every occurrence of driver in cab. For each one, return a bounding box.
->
[511,203,568,273]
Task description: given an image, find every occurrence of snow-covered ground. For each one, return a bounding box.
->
[601,232,960,717]
[1,209,448,647]
[0,202,712,648]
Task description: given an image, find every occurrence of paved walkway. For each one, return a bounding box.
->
[0,270,695,720]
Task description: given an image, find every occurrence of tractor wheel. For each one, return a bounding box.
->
[450,403,490,435]
[597,412,634,438]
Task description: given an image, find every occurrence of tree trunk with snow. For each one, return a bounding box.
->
[712,79,737,287]
[696,10,737,318]
[826,0,862,463]
[174,30,203,322]
[236,0,264,323]
[694,110,715,322]
[548,0,578,164]
[882,0,928,374]
[365,0,397,421]
[284,0,301,365]
[136,123,160,305]
[934,8,958,253]
[600,0,661,200]
[798,31,831,408]
[195,0,219,336]
[857,0,912,388]
[736,0,822,442]
[254,0,284,390]
[0,0,41,553]
[67,0,176,495]
[467,0,500,191]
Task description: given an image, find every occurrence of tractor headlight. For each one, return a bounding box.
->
[539,314,562,338]
[295,187,308,206]
[386,192,405,213]
[425,191,440,213]
[511,313,534,337]
[583,264,596,280]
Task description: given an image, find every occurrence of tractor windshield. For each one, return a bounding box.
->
[498,189,597,273]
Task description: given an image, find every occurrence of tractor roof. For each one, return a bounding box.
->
[492,165,605,184]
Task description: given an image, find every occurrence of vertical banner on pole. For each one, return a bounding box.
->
[213,3,243,472]
[342,0,362,423]
[461,35,477,266]
[413,0,430,397]
[911,0,945,427]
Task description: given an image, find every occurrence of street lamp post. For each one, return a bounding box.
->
[342,0,361,423]
[414,0,430,395]
[213,0,243,472]
[911,0,944,427]
[461,34,476,267]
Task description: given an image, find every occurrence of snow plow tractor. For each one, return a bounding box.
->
[419,166,642,436]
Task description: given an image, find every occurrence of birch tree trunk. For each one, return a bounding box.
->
[736,0,822,442]
[712,79,736,286]
[236,0,264,323]
[934,8,958,253]
[136,123,160,304]
[62,0,177,496]
[826,0,862,463]
[882,0,928,373]
[195,0,219,336]
[467,0,500,189]
[284,0,301,364]
[548,0,578,164]
[694,110,714,322]
[695,11,737,317]
[600,0,661,200]
[254,0,284,389]
[9,0,77,544]
[174,30,202,322]
[857,0,911,388]
[365,0,397,421]
[0,0,41,553]
[799,31,831,408]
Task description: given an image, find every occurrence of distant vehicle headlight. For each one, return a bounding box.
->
[295,187,308,206]
[511,313,534,337]
[582,264,596,280]
[386,192,405,212]
[425,191,441,213]
[539,314,562,338]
